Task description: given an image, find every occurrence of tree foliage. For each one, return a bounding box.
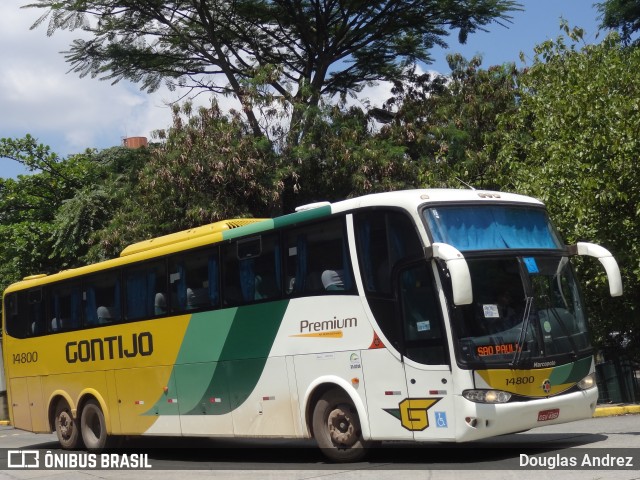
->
[26,0,520,144]
[499,27,640,355]
[0,136,103,288]
[378,54,520,189]
[51,146,152,264]
[597,0,640,44]
[289,104,419,204]
[87,102,283,259]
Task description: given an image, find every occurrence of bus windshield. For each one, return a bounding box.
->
[450,256,591,368]
[424,205,563,251]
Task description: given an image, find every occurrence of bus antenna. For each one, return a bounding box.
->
[455,177,476,190]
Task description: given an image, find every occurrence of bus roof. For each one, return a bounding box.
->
[4,189,544,293]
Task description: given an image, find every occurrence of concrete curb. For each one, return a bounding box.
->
[593,404,640,417]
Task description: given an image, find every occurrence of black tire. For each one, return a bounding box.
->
[312,389,369,462]
[54,399,82,449]
[80,399,109,450]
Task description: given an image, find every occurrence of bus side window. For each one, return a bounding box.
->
[284,218,353,296]
[28,289,46,336]
[354,210,424,351]
[169,249,219,313]
[399,264,448,365]
[50,283,82,332]
[4,293,24,338]
[83,271,121,326]
[355,210,423,295]
[223,234,280,306]
[125,261,166,321]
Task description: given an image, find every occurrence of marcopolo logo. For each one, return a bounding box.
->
[65,332,153,363]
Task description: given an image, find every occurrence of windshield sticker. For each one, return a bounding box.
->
[483,304,500,318]
[523,257,539,274]
[417,320,431,332]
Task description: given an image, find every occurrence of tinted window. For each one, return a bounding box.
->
[124,261,166,321]
[169,249,219,312]
[355,210,422,295]
[50,283,82,332]
[284,218,353,296]
[83,271,121,326]
[223,235,281,305]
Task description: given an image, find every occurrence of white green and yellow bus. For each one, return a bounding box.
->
[2,189,623,461]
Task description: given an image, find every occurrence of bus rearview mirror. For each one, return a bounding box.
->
[429,243,473,306]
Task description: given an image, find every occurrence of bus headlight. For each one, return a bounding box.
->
[577,372,597,390]
[463,389,512,404]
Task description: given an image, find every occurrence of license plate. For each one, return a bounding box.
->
[537,408,560,421]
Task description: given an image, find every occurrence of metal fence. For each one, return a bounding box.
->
[595,349,640,404]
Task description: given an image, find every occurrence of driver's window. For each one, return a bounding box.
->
[399,264,448,365]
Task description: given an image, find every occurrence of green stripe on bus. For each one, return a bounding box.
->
[147,300,290,416]
[548,356,591,385]
[273,205,332,229]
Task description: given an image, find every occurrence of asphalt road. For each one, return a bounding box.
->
[0,414,638,479]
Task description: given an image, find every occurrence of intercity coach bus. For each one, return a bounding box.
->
[2,189,622,461]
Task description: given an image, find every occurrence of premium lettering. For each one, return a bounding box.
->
[299,316,358,333]
[66,332,153,363]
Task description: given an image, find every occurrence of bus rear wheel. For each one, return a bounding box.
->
[80,399,109,450]
[54,399,82,449]
[312,389,368,462]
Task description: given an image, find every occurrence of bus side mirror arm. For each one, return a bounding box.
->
[568,242,623,297]
[426,243,473,305]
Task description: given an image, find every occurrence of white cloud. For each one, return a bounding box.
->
[0,2,186,175]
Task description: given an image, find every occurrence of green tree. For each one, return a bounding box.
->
[26,0,520,199]
[597,0,640,44]
[290,104,418,205]
[88,102,282,259]
[0,136,102,288]
[50,146,152,264]
[499,27,640,357]
[378,54,520,189]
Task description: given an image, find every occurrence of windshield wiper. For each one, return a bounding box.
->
[541,293,580,359]
[511,296,533,368]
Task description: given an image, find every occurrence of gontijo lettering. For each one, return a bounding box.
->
[65,332,153,363]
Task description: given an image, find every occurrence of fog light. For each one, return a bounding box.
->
[463,389,512,404]
[577,372,597,390]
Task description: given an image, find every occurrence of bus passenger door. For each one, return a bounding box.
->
[399,263,455,441]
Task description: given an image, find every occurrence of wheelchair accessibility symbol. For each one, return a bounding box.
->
[435,411,448,428]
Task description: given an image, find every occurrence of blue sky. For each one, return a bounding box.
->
[1,1,607,179]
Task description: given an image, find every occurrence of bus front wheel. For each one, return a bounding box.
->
[54,399,82,449]
[80,399,109,450]
[312,389,368,462]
